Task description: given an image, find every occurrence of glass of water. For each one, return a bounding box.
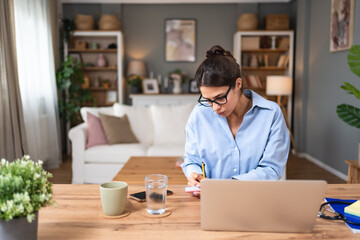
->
[145,174,168,215]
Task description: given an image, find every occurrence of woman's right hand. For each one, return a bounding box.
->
[187,172,203,197]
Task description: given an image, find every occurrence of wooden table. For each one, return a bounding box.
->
[112,156,188,185]
[38,184,360,239]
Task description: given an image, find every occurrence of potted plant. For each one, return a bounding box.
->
[127,74,143,93]
[102,79,110,88]
[336,45,360,162]
[0,155,54,240]
[56,56,94,127]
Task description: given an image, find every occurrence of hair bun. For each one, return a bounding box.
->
[206,45,231,58]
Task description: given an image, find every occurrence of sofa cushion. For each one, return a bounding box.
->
[80,106,114,123]
[84,143,148,164]
[113,103,153,145]
[147,144,185,157]
[150,104,195,145]
[99,113,139,144]
[86,112,108,148]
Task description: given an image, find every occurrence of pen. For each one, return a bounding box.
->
[202,161,206,179]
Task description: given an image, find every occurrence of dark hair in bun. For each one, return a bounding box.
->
[195,45,241,89]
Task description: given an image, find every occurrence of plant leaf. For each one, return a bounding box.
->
[336,104,360,128]
[348,45,360,78]
[341,82,360,100]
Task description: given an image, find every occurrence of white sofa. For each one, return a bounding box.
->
[68,103,195,184]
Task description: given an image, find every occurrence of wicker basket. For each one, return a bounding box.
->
[98,14,121,30]
[264,14,289,30]
[74,14,94,30]
[237,13,258,31]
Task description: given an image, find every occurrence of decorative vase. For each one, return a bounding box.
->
[172,79,182,94]
[96,54,107,67]
[0,212,38,240]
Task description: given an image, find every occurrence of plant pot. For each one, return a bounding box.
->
[0,212,38,240]
[172,79,182,94]
[131,86,142,94]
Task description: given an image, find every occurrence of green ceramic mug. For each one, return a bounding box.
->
[100,181,128,216]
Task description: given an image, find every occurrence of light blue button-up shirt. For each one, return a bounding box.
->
[181,90,290,180]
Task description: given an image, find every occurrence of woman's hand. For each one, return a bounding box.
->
[187,172,203,197]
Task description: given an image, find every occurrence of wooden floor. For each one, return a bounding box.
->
[48,153,346,184]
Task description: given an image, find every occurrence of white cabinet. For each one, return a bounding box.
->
[68,31,124,105]
[130,94,199,107]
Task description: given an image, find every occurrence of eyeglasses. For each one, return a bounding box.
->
[198,85,232,107]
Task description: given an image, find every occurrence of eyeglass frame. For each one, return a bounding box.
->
[198,85,233,107]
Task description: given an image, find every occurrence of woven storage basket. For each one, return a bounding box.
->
[264,14,289,30]
[74,14,95,30]
[237,13,258,31]
[98,15,121,30]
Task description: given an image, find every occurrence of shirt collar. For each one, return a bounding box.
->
[245,89,273,111]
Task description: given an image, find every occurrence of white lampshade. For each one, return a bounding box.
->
[266,76,293,96]
[127,60,146,77]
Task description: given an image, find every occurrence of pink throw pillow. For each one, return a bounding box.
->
[86,112,108,148]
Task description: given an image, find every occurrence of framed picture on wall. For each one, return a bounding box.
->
[165,19,196,62]
[330,0,354,52]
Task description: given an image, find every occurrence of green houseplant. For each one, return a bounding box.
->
[0,155,54,239]
[127,74,143,93]
[57,56,94,126]
[336,45,360,128]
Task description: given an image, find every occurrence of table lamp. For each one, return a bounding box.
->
[127,60,146,77]
[266,75,297,155]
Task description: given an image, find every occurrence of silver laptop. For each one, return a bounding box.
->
[201,179,327,233]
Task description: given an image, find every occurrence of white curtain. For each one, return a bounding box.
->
[13,0,61,168]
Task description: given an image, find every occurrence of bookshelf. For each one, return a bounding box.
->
[233,30,294,122]
[67,31,124,106]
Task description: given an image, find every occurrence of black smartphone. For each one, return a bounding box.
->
[129,190,173,202]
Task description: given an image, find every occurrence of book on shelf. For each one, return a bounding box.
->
[277,55,289,67]
[245,75,262,89]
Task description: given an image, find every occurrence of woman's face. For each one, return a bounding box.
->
[199,79,241,117]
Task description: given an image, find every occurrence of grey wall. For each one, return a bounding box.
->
[295,0,360,175]
[122,4,238,80]
[63,3,294,79]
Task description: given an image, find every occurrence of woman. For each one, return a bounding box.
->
[181,45,290,196]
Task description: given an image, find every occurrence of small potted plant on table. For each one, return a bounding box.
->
[0,155,55,240]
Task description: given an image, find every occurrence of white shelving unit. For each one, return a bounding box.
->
[233,30,294,123]
[67,31,125,104]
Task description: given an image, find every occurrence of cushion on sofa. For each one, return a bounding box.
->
[86,112,108,148]
[84,143,148,164]
[99,113,139,144]
[80,106,114,123]
[150,104,195,145]
[113,103,153,145]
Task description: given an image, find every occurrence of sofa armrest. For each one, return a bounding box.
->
[68,122,87,184]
